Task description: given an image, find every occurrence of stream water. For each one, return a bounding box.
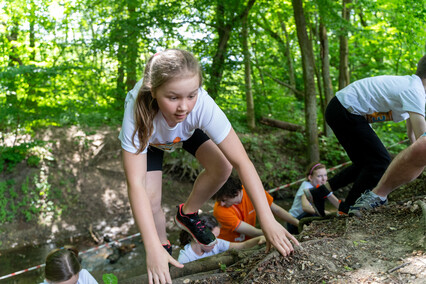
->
[0,198,295,283]
[0,230,184,284]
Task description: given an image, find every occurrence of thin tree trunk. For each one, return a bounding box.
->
[207,0,256,100]
[319,21,333,137]
[125,3,138,92]
[242,12,255,130]
[279,14,298,98]
[338,0,351,90]
[292,0,320,163]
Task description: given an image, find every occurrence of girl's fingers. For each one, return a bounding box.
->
[265,239,271,253]
[287,232,300,246]
[169,256,184,268]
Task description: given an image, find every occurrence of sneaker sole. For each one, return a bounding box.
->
[348,209,363,217]
[303,188,323,217]
[174,215,217,246]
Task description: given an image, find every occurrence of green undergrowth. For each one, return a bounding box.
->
[0,140,64,224]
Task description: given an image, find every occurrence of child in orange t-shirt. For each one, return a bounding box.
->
[213,176,299,242]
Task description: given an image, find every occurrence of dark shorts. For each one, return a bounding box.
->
[147,129,210,172]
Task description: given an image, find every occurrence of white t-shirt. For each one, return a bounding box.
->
[119,79,232,154]
[289,181,314,218]
[41,269,98,284]
[177,239,230,264]
[336,75,425,123]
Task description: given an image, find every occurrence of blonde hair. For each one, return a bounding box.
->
[132,49,203,153]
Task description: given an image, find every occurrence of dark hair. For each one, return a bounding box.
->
[179,214,219,247]
[212,176,242,202]
[415,54,426,79]
[305,162,326,178]
[132,49,203,154]
[44,246,82,282]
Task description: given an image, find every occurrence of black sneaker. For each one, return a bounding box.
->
[174,203,217,246]
[303,185,329,217]
[162,241,172,256]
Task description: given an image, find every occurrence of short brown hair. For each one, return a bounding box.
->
[213,176,242,201]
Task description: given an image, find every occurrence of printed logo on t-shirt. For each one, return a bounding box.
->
[365,111,393,123]
[150,137,183,152]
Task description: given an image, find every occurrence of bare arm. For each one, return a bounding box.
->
[217,128,299,256]
[407,112,426,143]
[229,236,266,250]
[270,203,299,226]
[235,221,264,237]
[122,150,182,283]
[301,194,316,215]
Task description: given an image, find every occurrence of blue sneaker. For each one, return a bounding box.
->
[348,190,388,217]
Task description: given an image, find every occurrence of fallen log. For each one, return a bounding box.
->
[260,117,304,132]
[121,248,259,284]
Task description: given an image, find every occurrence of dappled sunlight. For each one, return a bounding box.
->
[102,188,126,214]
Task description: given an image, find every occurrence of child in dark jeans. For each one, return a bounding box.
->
[306,55,426,216]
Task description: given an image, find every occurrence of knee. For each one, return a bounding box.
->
[205,157,232,178]
[406,137,426,166]
[147,193,163,215]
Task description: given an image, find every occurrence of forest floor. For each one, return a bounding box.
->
[0,126,425,283]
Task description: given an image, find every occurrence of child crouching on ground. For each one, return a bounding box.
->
[213,176,298,242]
[178,214,265,264]
[288,162,340,234]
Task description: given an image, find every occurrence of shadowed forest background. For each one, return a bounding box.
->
[0,0,425,283]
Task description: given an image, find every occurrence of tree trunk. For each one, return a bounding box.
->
[292,0,320,163]
[338,0,351,90]
[207,0,256,100]
[116,41,126,95]
[242,12,255,130]
[319,21,333,137]
[121,249,254,284]
[260,117,304,132]
[125,3,138,92]
[280,18,297,95]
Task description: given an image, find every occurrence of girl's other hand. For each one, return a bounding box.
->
[146,247,184,284]
[263,219,300,256]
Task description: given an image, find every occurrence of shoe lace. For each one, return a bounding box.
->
[194,220,206,233]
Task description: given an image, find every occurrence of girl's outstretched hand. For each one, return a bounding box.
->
[147,247,184,284]
[263,219,300,256]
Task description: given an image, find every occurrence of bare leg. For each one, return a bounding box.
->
[146,170,168,244]
[373,136,426,197]
[183,140,233,214]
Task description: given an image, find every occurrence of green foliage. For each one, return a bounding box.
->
[0,168,65,224]
[0,141,47,172]
[319,135,348,166]
[373,121,409,155]
[239,131,305,189]
[102,273,118,284]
